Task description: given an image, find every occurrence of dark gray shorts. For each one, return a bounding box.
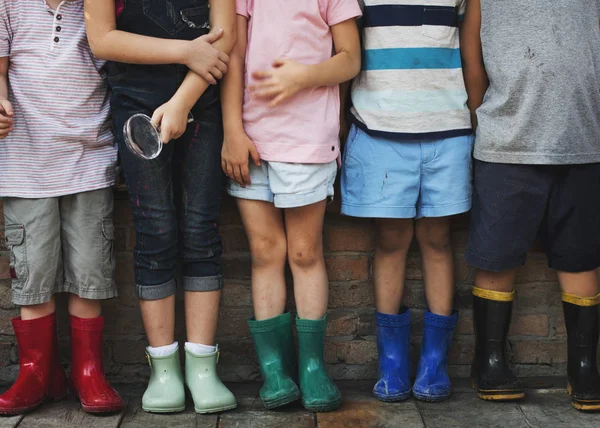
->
[4,188,117,305]
[466,161,600,273]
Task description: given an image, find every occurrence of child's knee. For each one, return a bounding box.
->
[416,221,451,254]
[249,234,287,268]
[375,221,414,254]
[287,239,322,269]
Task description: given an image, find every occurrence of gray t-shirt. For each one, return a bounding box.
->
[475,0,600,165]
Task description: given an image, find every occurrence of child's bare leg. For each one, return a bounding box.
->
[140,296,176,347]
[474,269,517,292]
[68,295,101,319]
[558,271,600,297]
[21,298,56,320]
[416,217,454,316]
[285,200,328,320]
[185,290,221,345]
[374,218,414,314]
[238,199,287,321]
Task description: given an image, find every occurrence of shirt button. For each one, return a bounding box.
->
[54,37,60,43]
[331,146,335,151]
[56,14,62,20]
[56,26,61,32]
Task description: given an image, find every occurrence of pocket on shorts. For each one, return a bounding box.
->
[421,1,458,42]
[5,224,28,284]
[101,218,116,280]
[142,1,209,35]
[343,125,361,164]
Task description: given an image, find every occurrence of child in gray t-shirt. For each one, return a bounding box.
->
[461,0,600,412]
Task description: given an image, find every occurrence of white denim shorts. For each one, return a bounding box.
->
[227,160,337,208]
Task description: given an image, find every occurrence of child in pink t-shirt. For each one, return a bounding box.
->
[221,0,361,412]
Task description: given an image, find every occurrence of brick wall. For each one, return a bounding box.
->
[0,192,584,384]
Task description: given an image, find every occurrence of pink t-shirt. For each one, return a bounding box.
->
[236,0,361,164]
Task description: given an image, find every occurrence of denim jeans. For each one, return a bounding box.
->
[109,0,224,300]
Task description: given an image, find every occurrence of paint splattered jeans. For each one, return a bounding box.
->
[110,71,224,300]
[108,0,223,299]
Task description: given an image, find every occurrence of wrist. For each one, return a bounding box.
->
[223,119,245,137]
[298,65,312,90]
[177,40,193,66]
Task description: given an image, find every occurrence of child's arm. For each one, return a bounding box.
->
[250,18,361,107]
[339,81,352,143]
[0,57,13,139]
[84,0,228,85]
[151,0,237,144]
[220,15,260,186]
[460,0,488,131]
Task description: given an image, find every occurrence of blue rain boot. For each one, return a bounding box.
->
[412,310,458,402]
[373,309,411,402]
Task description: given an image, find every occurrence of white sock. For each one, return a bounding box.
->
[185,342,217,355]
[147,341,178,357]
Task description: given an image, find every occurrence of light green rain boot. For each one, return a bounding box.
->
[185,345,237,414]
[142,346,186,413]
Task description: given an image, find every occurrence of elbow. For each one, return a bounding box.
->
[348,51,362,80]
[87,36,109,60]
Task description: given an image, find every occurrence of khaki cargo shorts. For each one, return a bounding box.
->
[3,188,117,305]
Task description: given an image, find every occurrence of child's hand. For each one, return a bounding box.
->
[184,30,229,85]
[221,131,261,187]
[0,99,14,140]
[249,59,309,107]
[151,101,190,144]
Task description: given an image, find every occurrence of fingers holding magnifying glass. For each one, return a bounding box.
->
[152,101,190,144]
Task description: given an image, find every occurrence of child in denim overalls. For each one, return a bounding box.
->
[85,0,237,414]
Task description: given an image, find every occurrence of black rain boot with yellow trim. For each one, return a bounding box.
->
[562,292,600,412]
[471,287,524,401]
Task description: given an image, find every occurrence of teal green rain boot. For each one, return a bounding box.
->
[249,313,300,409]
[296,315,342,412]
[185,346,237,414]
[142,346,186,413]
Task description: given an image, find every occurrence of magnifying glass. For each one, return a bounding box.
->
[123,112,194,160]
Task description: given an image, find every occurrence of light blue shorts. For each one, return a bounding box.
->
[228,160,337,209]
[341,125,474,219]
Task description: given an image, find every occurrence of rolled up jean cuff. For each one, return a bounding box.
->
[182,275,223,292]
[136,278,177,300]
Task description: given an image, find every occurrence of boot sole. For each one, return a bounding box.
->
[471,379,525,402]
[0,393,68,416]
[567,382,600,412]
[412,390,451,403]
[302,398,342,412]
[73,392,124,414]
[194,403,238,414]
[81,404,125,414]
[373,391,412,403]
[142,405,186,414]
[0,402,42,415]
[263,390,301,409]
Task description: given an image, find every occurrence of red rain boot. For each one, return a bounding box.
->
[69,315,123,413]
[0,313,68,415]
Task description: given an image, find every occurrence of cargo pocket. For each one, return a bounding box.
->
[101,218,116,279]
[5,224,28,284]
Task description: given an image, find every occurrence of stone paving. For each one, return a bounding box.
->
[1,379,599,428]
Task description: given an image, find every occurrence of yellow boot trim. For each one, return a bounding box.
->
[473,286,515,302]
[561,292,600,307]
[567,382,600,412]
